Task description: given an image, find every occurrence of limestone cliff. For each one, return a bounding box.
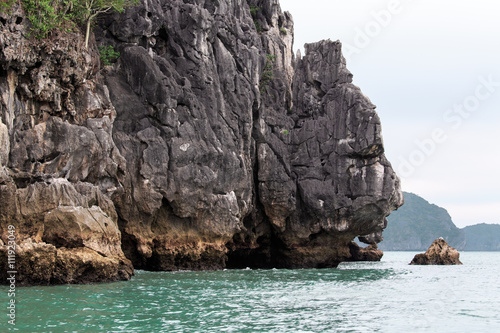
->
[0,0,402,284]
[0,4,133,285]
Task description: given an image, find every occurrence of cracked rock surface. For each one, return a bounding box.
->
[410,238,462,265]
[0,0,402,284]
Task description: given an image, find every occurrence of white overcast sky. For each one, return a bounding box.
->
[279,0,500,227]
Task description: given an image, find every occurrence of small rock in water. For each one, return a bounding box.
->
[348,242,384,262]
[410,238,463,265]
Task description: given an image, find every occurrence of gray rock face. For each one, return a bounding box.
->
[0,178,133,285]
[229,39,402,268]
[98,0,264,270]
[291,41,402,241]
[0,0,402,284]
[0,4,132,285]
[284,40,402,264]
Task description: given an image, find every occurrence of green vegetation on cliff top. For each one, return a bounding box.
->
[2,0,137,47]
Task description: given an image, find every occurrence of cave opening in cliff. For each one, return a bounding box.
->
[120,229,147,270]
[225,218,289,269]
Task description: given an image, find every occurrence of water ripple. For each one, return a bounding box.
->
[2,252,499,332]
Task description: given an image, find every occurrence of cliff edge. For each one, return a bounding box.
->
[0,0,402,284]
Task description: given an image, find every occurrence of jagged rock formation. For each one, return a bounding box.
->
[0,5,133,285]
[0,0,402,284]
[410,238,462,265]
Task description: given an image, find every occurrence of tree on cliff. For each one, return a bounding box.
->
[72,0,138,49]
[2,0,138,45]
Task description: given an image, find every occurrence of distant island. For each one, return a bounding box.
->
[462,223,500,251]
[377,192,500,251]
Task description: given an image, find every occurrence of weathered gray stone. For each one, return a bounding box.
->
[0,240,133,286]
[0,4,131,284]
[0,119,8,166]
[228,38,403,268]
[100,0,263,269]
[0,179,133,285]
[289,39,402,244]
[0,0,403,283]
[43,205,123,258]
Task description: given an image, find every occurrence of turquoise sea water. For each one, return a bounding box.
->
[2,252,500,332]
